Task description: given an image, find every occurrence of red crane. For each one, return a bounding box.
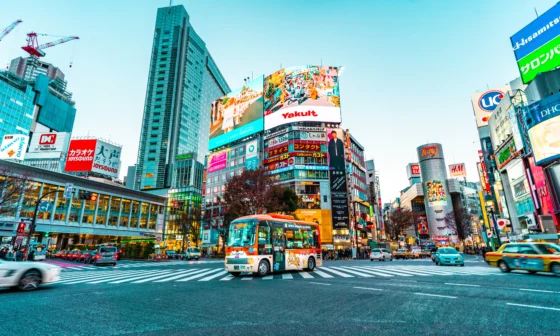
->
[0,19,22,42]
[21,32,79,58]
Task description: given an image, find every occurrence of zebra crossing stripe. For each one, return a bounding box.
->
[318,267,354,278]
[241,276,253,280]
[175,268,223,282]
[298,271,314,279]
[352,267,396,277]
[90,270,164,284]
[262,275,274,280]
[360,267,420,277]
[198,270,229,281]
[55,271,134,283]
[110,270,175,284]
[331,266,374,277]
[220,275,234,281]
[133,269,195,283]
[155,268,212,282]
[60,270,149,285]
[282,273,294,280]
[312,269,334,278]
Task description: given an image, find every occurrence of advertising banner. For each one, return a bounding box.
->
[326,128,345,171]
[293,142,322,152]
[64,139,97,172]
[510,3,560,83]
[27,132,70,159]
[424,180,448,207]
[300,131,327,141]
[330,169,350,229]
[0,134,29,160]
[448,163,467,178]
[418,144,442,161]
[471,86,510,128]
[209,75,264,150]
[294,209,333,243]
[267,145,288,158]
[264,65,341,130]
[407,163,421,179]
[417,216,428,235]
[266,133,289,147]
[91,139,121,178]
[527,97,560,165]
[207,150,227,173]
[479,160,492,194]
[245,140,259,171]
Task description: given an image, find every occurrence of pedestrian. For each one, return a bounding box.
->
[6,248,15,261]
[0,247,7,260]
[28,249,35,261]
[15,249,23,261]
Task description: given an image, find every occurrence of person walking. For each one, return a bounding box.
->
[27,249,35,261]
[0,247,7,260]
[15,249,23,261]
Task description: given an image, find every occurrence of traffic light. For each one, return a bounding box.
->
[44,231,49,237]
[78,191,98,201]
[16,222,26,234]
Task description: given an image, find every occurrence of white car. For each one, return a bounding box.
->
[0,260,61,291]
[370,248,393,261]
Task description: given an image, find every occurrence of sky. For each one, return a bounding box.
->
[0,0,557,202]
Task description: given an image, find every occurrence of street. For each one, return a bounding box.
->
[0,255,558,336]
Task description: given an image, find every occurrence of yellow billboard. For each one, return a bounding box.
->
[295,209,333,243]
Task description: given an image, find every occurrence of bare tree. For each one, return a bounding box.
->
[0,168,31,216]
[170,200,201,251]
[385,208,416,241]
[445,207,473,246]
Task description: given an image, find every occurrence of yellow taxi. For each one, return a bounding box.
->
[485,242,560,276]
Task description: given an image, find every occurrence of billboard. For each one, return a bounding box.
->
[527,97,560,165]
[264,65,341,130]
[294,209,333,243]
[510,3,560,83]
[207,150,227,173]
[26,132,70,159]
[471,85,510,128]
[407,163,421,179]
[326,128,349,229]
[209,76,264,150]
[417,216,428,235]
[65,139,122,178]
[92,139,121,178]
[326,128,345,171]
[424,180,448,207]
[245,140,259,171]
[448,163,467,178]
[0,134,29,160]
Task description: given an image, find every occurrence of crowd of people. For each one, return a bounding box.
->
[0,246,34,261]
[322,247,371,260]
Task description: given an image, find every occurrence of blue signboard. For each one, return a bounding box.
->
[525,92,560,165]
[511,3,560,61]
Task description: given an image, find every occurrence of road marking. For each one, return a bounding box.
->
[414,293,457,299]
[56,271,147,284]
[90,270,163,284]
[317,267,354,277]
[175,268,223,282]
[356,267,405,277]
[506,303,560,311]
[262,275,273,280]
[519,288,558,294]
[110,270,174,284]
[198,270,229,282]
[298,271,314,279]
[331,266,373,277]
[353,286,383,291]
[154,268,211,282]
[312,269,334,278]
[220,275,233,281]
[282,273,293,280]
[133,270,195,283]
[309,282,331,286]
[445,283,481,287]
[241,276,253,280]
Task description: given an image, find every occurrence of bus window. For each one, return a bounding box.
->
[227,220,257,247]
[285,228,305,249]
[258,222,270,245]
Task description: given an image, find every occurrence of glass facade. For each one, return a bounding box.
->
[136,5,230,191]
[0,71,35,139]
[33,74,76,132]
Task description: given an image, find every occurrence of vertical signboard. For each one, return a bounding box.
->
[245,140,259,171]
[91,139,121,178]
[407,163,421,179]
[64,139,97,172]
[327,128,349,229]
[0,134,29,160]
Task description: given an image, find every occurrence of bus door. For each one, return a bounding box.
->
[272,224,285,272]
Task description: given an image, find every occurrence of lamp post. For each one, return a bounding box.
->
[25,189,63,247]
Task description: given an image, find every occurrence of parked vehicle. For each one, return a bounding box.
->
[0,259,61,291]
[183,248,201,260]
[370,248,392,261]
[165,250,178,260]
[434,247,464,266]
[410,247,422,259]
[84,251,99,264]
[393,248,410,260]
[93,246,118,266]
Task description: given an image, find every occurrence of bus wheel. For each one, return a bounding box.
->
[306,257,316,272]
[256,260,270,277]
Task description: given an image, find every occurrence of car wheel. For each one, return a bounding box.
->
[382,256,385,262]
[460,264,464,267]
[18,269,42,291]
[256,260,270,277]
[550,263,560,276]
[528,270,537,274]
[390,258,393,261]
[370,259,373,262]
[498,261,511,273]
[435,260,439,266]
[306,257,316,272]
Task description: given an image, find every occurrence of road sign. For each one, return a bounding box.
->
[497,219,508,230]
[38,201,53,212]
[486,230,493,238]
[156,236,162,243]
[15,236,23,244]
[63,183,74,199]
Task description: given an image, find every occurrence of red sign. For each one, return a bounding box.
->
[267,145,289,158]
[64,139,97,172]
[417,216,428,235]
[411,164,420,175]
[39,133,57,145]
[293,143,321,151]
[479,160,492,194]
[421,145,439,158]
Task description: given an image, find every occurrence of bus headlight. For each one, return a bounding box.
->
[247,258,254,264]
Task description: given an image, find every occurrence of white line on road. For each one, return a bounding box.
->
[312,269,334,278]
[175,268,223,282]
[330,266,373,277]
[309,282,331,286]
[298,271,314,279]
[262,275,273,280]
[110,270,174,284]
[90,270,163,284]
[414,293,457,299]
[154,268,212,282]
[241,276,253,280]
[445,283,481,287]
[519,288,559,294]
[282,273,293,280]
[353,286,383,291]
[220,275,233,281]
[506,303,560,311]
[198,270,228,282]
[133,269,195,283]
[317,267,354,278]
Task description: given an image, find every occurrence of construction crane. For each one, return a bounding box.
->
[21,32,79,58]
[0,19,22,42]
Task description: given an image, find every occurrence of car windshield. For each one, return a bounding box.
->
[100,247,117,253]
[372,249,381,253]
[227,220,257,247]
[535,244,560,255]
[190,248,200,252]
[438,248,458,254]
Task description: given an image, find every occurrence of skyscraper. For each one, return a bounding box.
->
[135,5,230,191]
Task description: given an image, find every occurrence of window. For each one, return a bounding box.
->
[517,245,538,255]
[162,39,169,42]
[156,91,163,95]
[502,245,519,254]
[160,58,167,61]
[535,244,560,254]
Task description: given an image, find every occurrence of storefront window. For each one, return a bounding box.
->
[139,202,149,229]
[120,198,131,227]
[53,186,69,221]
[19,181,41,219]
[149,204,158,230]
[109,197,121,226]
[37,183,58,221]
[130,200,140,228]
[69,193,84,223]
[95,194,110,225]
[0,175,22,217]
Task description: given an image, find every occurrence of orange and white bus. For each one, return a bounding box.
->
[225,214,322,277]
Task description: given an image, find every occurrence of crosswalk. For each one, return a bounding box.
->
[50,265,502,286]
[57,260,225,272]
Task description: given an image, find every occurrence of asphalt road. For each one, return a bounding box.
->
[1,255,558,336]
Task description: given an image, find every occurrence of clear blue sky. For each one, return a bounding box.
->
[0,0,556,201]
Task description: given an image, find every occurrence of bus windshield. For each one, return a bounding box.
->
[227,220,257,247]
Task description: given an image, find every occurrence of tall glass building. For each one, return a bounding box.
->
[135,5,230,191]
[0,71,36,139]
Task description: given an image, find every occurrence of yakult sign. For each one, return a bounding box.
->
[471,85,510,128]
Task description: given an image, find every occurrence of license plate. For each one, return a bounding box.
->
[234,266,239,270]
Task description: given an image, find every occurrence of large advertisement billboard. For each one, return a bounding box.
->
[294,209,333,243]
[92,139,121,178]
[448,163,467,178]
[527,96,560,165]
[264,65,341,130]
[407,163,421,179]
[424,180,448,207]
[326,128,349,229]
[471,85,510,128]
[0,134,29,160]
[209,76,264,150]
[64,139,122,178]
[26,132,70,159]
[510,3,560,83]
[207,150,227,173]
